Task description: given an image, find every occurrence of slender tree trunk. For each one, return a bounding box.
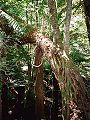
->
[35,0,38,31]
[64,0,72,54]
[83,0,90,45]
[41,16,45,33]
[48,0,63,49]
[64,0,72,118]
[35,46,44,120]
[53,74,63,120]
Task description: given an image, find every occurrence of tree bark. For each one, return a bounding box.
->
[35,33,90,119]
[47,0,63,49]
[17,19,90,119]
[35,45,44,120]
[53,74,63,120]
[83,0,90,45]
[64,0,72,54]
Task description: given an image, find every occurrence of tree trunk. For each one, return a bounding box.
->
[47,0,63,48]
[64,0,72,54]
[83,0,90,45]
[47,1,90,119]
[19,29,90,119]
[53,74,63,120]
[36,34,90,119]
[35,46,44,120]
[35,0,38,31]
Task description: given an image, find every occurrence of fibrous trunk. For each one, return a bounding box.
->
[35,45,44,120]
[27,32,90,119]
[19,31,90,119]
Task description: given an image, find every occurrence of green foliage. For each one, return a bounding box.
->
[70,48,85,64]
[44,60,51,72]
[1,44,32,83]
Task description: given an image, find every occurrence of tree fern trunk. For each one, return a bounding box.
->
[19,30,90,119]
[35,46,44,120]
